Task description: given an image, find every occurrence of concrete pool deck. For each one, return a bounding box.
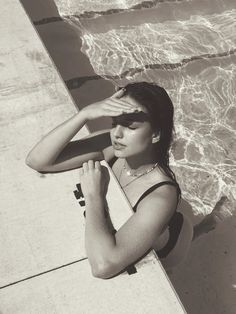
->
[0,1,186,312]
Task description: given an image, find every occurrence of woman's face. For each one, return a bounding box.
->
[110,96,155,158]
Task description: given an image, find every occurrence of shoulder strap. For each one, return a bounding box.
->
[133,181,180,212]
[108,156,118,167]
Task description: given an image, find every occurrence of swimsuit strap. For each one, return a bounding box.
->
[133,181,180,212]
[132,181,183,258]
[108,156,118,167]
[107,175,183,260]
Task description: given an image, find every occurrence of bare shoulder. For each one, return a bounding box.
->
[152,182,178,204]
[135,183,178,229]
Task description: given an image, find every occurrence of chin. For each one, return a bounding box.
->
[114,149,139,159]
[113,150,125,157]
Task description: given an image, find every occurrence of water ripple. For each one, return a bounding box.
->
[51,4,236,218]
[80,10,236,76]
[76,10,236,217]
[54,0,186,18]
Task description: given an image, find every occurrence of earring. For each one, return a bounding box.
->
[152,133,160,143]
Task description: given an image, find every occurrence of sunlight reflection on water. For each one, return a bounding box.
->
[55,0,236,218]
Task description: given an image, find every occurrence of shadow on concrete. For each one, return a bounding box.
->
[20,0,115,132]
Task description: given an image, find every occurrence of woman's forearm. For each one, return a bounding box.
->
[26,110,88,170]
[85,195,117,277]
[26,89,129,171]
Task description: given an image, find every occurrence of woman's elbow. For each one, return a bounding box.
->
[91,261,118,279]
[25,154,47,172]
[25,155,38,169]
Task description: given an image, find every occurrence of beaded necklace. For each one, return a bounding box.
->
[119,159,159,188]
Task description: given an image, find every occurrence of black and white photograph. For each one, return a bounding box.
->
[0,1,235,313]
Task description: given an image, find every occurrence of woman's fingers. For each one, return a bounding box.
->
[110,88,125,99]
[95,161,101,170]
[102,108,132,117]
[105,102,142,116]
[104,105,134,114]
[105,99,140,111]
[82,162,89,172]
[102,104,132,116]
[79,167,84,177]
[108,97,142,110]
[85,160,102,171]
[106,98,135,109]
[96,93,143,118]
[114,85,122,92]
[88,160,95,170]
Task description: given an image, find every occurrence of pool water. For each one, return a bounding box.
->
[53,0,235,219]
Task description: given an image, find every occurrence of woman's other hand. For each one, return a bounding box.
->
[80,160,108,200]
[81,88,138,121]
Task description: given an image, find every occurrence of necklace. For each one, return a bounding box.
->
[119,160,159,188]
[123,161,159,177]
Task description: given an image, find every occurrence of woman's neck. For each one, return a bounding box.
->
[125,149,158,172]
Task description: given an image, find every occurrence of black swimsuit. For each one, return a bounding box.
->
[108,157,183,258]
[73,159,184,275]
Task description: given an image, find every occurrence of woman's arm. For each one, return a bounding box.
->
[26,111,99,172]
[26,89,136,173]
[80,160,177,279]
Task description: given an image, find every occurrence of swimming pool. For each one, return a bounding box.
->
[50,0,235,220]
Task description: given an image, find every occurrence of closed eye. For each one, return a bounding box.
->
[111,122,135,129]
[112,119,138,129]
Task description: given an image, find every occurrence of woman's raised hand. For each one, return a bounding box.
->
[81,88,139,121]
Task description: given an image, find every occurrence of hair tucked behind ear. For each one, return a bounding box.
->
[119,82,181,200]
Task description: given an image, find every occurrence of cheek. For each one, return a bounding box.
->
[127,129,152,146]
[110,129,115,140]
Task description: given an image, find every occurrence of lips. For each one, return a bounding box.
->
[113,141,126,150]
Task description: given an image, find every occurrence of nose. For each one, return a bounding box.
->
[113,125,124,139]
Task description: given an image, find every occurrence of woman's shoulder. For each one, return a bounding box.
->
[137,180,178,210]
[133,180,178,240]
[126,166,179,212]
[148,171,180,207]
[153,168,180,197]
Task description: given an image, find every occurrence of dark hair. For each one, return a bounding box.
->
[120,82,181,199]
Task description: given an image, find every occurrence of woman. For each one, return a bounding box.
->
[26,82,220,278]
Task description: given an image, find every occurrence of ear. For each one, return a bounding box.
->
[152,132,160,144]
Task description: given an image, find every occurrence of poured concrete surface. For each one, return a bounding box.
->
[0,0,88,287]
[0,259,182,314]
[0,1,185,312]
